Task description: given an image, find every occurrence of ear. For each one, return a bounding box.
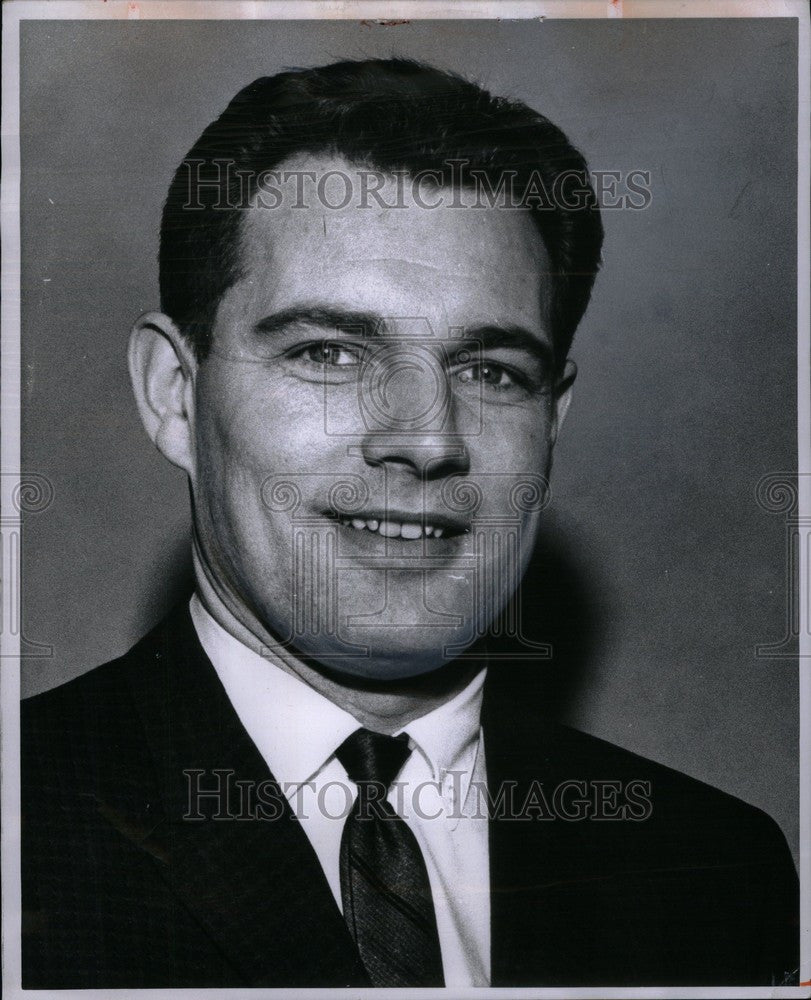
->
[128,312,197,475]
[550,358,577,445]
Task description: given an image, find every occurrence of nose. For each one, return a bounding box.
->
[358,344,470,480]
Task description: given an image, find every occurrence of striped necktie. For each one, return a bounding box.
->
[335,727,445,987]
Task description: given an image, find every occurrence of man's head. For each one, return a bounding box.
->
[129,58,603,679]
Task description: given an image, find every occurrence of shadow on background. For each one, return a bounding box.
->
[488,528,604,722]
[137,529,195,629]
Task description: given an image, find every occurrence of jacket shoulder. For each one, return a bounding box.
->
[21,609,190,802]
[531,719,794,875]
[485,709,798,985]
[24,627,163,751]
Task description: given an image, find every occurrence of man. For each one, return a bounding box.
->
[21,59,798,988]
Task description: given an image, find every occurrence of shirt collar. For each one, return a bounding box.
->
[396,668,486,783]
[190,592,486,792]
[190,593,359,791]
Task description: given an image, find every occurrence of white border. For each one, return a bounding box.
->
[796,3,810,995]
[0,0,808,19]
[2,2,809,998]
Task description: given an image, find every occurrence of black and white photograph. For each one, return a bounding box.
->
[1,2,808,995]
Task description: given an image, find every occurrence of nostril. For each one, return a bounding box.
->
[359,439,470,481]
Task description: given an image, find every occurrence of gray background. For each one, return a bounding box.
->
[20,18,799,861]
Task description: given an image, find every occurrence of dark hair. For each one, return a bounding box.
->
[159,58,603,369]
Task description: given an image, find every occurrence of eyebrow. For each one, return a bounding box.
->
[461,325,554,369]
[253,306,382,338]
[253,305,553,368]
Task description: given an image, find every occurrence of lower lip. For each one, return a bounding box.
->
[332,519,465,556]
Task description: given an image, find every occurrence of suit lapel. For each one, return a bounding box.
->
[483,667,596,987]
[127,604,368,988]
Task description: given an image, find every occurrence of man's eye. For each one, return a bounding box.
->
[457,362,518,389]
[297,341,364,367]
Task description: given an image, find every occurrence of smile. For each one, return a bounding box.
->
[338,517,446,539]
[327,509,471,540]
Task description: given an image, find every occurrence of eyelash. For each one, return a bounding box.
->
[287,340,535,393]
[296,342,365,367]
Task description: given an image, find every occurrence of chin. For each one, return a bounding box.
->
[291,626,475,682]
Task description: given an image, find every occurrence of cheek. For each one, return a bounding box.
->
[192,376,271,540]
[192,371,338,561]
[471,410,552,555]
[479,407,552,473]
[195,370,318,481]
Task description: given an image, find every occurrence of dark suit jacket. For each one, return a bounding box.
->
[21,604,799,988]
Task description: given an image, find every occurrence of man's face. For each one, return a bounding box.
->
[189,154,566,679]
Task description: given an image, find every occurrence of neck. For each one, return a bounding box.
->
[191,539,485,735]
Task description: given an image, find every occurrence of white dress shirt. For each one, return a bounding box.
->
[189,593,491,987]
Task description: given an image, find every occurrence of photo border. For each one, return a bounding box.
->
[2,3,808,997]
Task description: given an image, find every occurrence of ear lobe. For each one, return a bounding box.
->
[551,358,577,444]
[128,312,196,475]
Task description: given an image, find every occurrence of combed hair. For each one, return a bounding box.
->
[160,58,604,369]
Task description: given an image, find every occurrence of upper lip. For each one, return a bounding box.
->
[325,507,471,536]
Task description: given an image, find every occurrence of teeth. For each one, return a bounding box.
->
[338,517,450,539]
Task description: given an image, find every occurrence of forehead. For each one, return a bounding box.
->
[224,153,550,337]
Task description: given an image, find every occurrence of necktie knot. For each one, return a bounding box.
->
[335,727,412,791]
